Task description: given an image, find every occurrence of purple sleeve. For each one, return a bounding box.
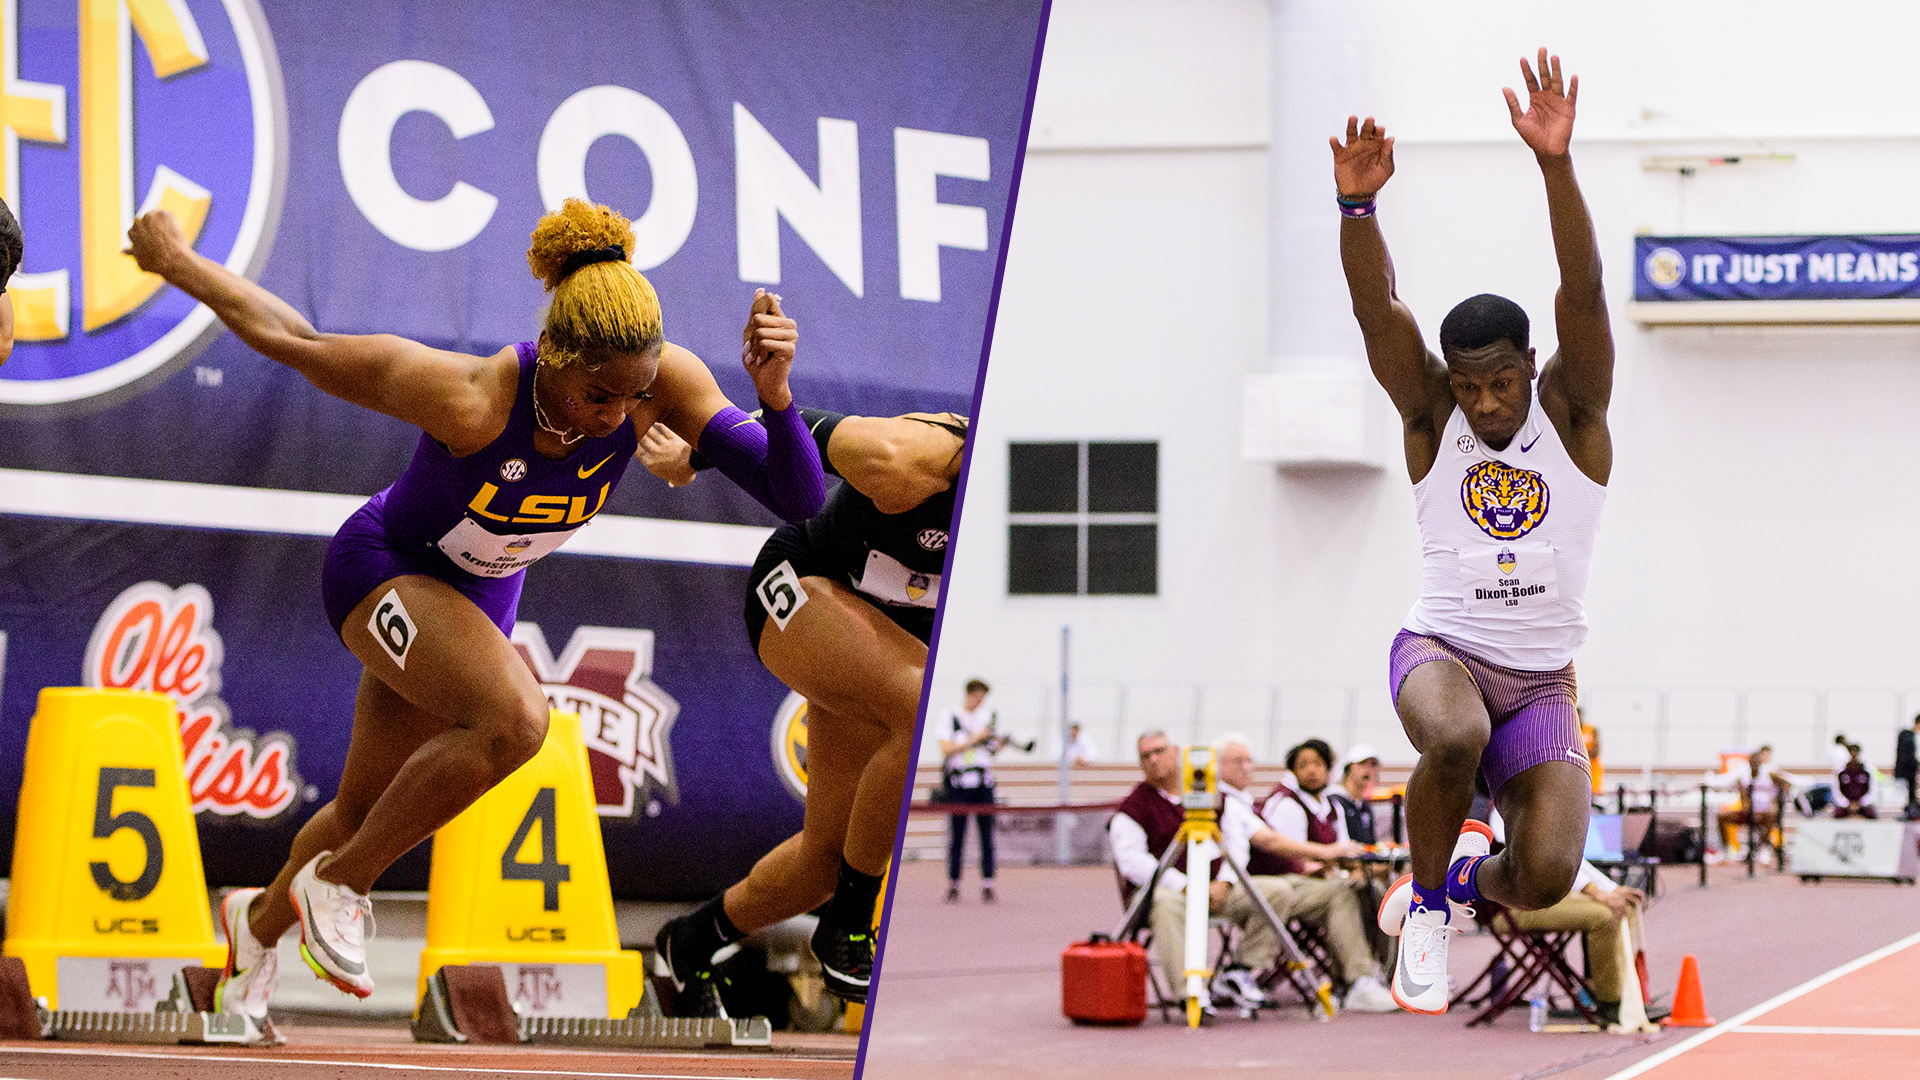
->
[696,402,827,522]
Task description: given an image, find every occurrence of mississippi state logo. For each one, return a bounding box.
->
[770,691,808,800]
[916,528,948,551]
[512,623,680,817]
[1460,459,1550,540]
[0,0,286,413]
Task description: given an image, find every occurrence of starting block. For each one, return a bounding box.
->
[416,710,645,1026]
[38,965,268,1045]
[4,689,226,1011]
[412,964,770,1048]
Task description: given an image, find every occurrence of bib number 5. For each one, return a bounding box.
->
[757,560,809,632]
[91,767,163,902]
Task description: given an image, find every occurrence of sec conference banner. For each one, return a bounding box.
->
[0,0,1046,898]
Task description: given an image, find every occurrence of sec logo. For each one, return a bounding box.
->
[0,0,285,414]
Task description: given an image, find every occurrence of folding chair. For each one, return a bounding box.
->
[1113,866,1236,1022]
[1449,906,1600,1028]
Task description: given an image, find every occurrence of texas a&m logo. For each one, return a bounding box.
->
[82,581,302,820]
[0,0,285,412]
[511,623,679,818]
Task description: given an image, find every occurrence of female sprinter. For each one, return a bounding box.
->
[125,198,824,1037]
[642,407,963,1014]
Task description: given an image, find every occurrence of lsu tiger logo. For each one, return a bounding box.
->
[770,691,808,800]
[1460,459,1550,539]
[0,0,286,414]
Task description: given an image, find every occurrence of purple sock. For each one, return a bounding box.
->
[1411,878,1450,921]
[1446,854,1488,906]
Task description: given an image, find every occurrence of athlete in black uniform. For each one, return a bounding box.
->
[644,408,965,1015]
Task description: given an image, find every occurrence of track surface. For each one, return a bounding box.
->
[0,1023,857,1079]
[1603,930,1920,1080]
[863,859,1920,1080]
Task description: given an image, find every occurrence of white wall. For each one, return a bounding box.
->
[926,0,1920,770]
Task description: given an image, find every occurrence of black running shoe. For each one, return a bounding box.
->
[811,919,873,1004]
[655,916,728,1019]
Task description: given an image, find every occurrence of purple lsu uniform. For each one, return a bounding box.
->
[321,343,637,637]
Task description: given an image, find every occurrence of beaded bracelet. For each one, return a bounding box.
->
[1337,193,1376,218]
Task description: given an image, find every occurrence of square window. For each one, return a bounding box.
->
[1008,524,1079,594]
[1008,442,1079,513]
[1086,523,1156,595]
[1087,442,1156,513]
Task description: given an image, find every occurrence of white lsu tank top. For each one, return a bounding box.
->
[1402,395,1607,671]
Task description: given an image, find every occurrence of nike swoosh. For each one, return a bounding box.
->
[577,452,618,479]
[297,899,367,975]
[1398,967,1432,997]
[1519,432,1542,452]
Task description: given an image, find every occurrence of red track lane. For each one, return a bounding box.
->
[1603,931,1920,1080]
[0,1026,858,1080]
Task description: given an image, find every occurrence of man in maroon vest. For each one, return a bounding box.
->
[1220,736,1395,1012]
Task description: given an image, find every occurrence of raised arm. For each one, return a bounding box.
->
[649,289,824,522]
[127,210,505,452]
[1506,49,1614,461]
[1333,117,1448,477]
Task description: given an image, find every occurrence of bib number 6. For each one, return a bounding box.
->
[757,560,809,632]
[367,587,417,670]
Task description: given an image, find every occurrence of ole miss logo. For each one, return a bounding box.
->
[82,581,302,820]
[0,0,285,413]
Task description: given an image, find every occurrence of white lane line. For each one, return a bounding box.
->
[0,1043,821,1079]
[1733,1025,1920,1036]
[1601,929,1920,1080]
[0,468,771,567]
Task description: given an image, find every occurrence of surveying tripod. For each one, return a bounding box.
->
[1113,747,1336,1027]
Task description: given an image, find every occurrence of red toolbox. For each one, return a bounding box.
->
[1062,936,1148,1025]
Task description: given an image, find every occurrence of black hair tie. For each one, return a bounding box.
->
[560,244,627,278]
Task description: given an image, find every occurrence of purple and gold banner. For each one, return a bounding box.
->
[0,0,1045,898]
[1635,234,1920,302]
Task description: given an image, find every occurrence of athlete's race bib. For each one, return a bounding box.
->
[1457,541,1558,614]
[436,515,581,578]
[854,550,941,609]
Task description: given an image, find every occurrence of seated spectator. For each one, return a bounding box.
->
[1327,742,1381,846]
[1834,742,1878,819]
[1246,738,1397,1009]
[1714,745,1794,863]
[1109,731,1294,1016]
[1488,810,1648,1029]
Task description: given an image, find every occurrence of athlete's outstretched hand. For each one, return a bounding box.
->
[1330,116,1394,199]
[740,287,796,410]
[1505,47,1577,158]
[638,422,697,487]
[126,208,193,279]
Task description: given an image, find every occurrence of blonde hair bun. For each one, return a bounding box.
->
[526,198,662,369]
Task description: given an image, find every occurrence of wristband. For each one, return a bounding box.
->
[1337,193,1376,218]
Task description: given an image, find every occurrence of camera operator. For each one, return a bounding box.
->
[938,679,1007,902]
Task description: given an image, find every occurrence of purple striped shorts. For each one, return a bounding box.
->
[1388,629,1587,799]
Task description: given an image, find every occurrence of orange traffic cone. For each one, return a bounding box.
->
[1665,953,1715,1027]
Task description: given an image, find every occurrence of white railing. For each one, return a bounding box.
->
[923,680,1920,772]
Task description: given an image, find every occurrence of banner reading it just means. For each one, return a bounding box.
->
[1635,234,1920,302]
[0,0,1046,899]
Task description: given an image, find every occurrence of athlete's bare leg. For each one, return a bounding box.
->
[247,670,453,944]
[247,574,549,942]
[727,576,923,935]
[1396,660,1490,893]
[722,700,887,931]
[1486,762,1588,910]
